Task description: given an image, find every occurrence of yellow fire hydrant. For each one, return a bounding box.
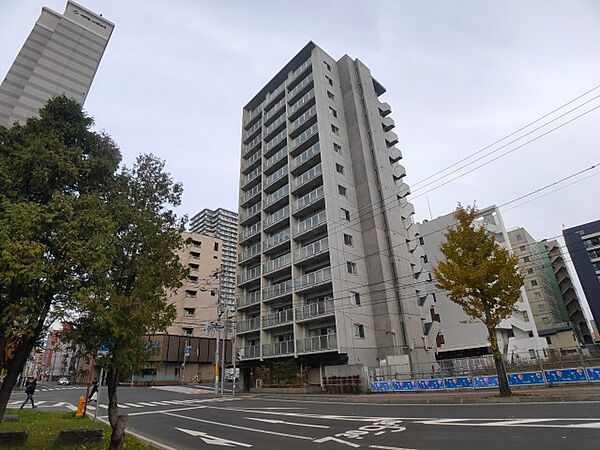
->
[75,396,85,418]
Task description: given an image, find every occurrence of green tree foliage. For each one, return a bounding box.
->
[432,205,524,397]
[0,96,120,420]
[62,154,187,449]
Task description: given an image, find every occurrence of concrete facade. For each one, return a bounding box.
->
[417,206,547,359]
[190,208,238,308]
[236,42,435,379]
[165,232,222,338]
[0,1,113,128]
[563,219,600,333]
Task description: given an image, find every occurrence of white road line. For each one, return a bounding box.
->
[245,417,330,429]
[163,411,314,440]
[176,428,253,447]
[370,446,418,450]
[125,406,208,417]
[117,404,130,409]
[566,422,600,428]
[483,419,556,426]
[149,401,172,406]
[123,403,145,408]
[137,402,159,407]
[417,419,470,425]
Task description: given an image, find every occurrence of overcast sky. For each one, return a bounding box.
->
[2,1,599,315]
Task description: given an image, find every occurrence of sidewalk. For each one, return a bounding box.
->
[248,383,600,404]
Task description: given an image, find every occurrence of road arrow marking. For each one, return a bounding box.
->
[245,417,330,429]
[175,428,252,447]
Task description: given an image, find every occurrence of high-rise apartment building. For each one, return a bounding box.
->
[190,208,238,307]
[235,42,435,383]
[0,1,113,128]
[417,207,547,359]
[166,232,222,338]
[563,219,600,333]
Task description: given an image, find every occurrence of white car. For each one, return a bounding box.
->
[57,377,70,385]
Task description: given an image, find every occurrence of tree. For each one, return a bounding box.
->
[432,205,524,397]
[62,154,186,449]
[0,96,121,420]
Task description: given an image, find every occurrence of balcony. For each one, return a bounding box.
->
[296,333,337,353]
[243,120,262,144]
[243,135,262,158]
[289,104,317,138]
[264,83,285,110]
[296,299,334,322]
[290,123,318,156]
[263,340,294,357]
[241,149,262,174]
[385,130,399,147]
[265,113,286,141]
[388,146,402,164]
[382,116,395,132]
[292,210,327,240]
[237,291,261,309]
[288,72,314,104]
[238,317,261,334]
[392,164,406,181]
[294,266,332,292]
[238,242,261,264]
[292,186,324,216]
[290,142,320,175]
[263,184,289,212]
[378,102,391,117]
[289,89,315,120]
[237,265,261,286]
[262,308,293,329]
[287,58,312,89]
[264,146,288,174]
[264,129,287,158]
[240,183,262,207]
[239,201,261,226]
[290,163,322,195]
[293,237,329,264]
[263,228,291,254]
[264,164,289,193]
[240,165,261,190]
[263,252,292,277]
[263,205,290,233]
[239,221,261,244]
[240,345,260,359]
[243,108,262,129]
[264,97,286,125]
[262,279,293,302]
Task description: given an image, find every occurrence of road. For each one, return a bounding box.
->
[8,381,600,449]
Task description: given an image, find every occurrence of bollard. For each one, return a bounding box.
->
[75,396,85,418]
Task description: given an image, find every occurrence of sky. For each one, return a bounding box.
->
[1,1,599,318]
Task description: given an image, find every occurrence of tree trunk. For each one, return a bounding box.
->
[0,334,38,421]
[107,367,127,450]
[487,328,512,397]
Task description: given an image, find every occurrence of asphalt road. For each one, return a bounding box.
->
[8,381,600,449]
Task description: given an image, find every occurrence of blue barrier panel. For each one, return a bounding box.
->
[392,380,417,391]
[416,379,445,390]
[587,367,600,382]
[473,375,499,389]
[507,371,545,386]
[370,381,393,392]
[444,376,474,389]
[544,368,587,383]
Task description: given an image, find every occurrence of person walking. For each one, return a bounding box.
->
[88,379,99,403]
[20,377,37,409]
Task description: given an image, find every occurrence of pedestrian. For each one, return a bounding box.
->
[20,377,37,409]
[88,379,99,403]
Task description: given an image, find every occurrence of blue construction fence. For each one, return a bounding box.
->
[370,366,600,392]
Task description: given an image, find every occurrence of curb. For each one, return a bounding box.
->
[96,416,177,450]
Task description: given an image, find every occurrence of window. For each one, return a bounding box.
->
[542,316,549,324]
[352,292,361,305]
[190,251,200,259]
[183,328,193,336]
[338,185,347,196]
[191,240,202,248]
[342,208,350,221]
[347,261,357,274]
[210,290,217,296]
[519,246,526,251]
[336,163,344,174]
[516,234,523,241]
[523,256,530,262]
[527,268,534,274]
[327,91,335,100]
[325,75,333,86]
[331,124,340,135]
[537,303,545,311]
[333,142,342,153]
[523,312,530,322]
[329,106,337,118]
[428,273,433,282]
[343,234,354,247]
[419,237,425,245]
[185,290,197,298]
[545,336,552,345]
[324,61,331,71]
[188,275,198,283]
[436,333,445,346]
[214,242,219,251]
[184,308,195,317]
[422,255,428,264]
[534,292,542,299]
[189,264,199,271]
[531,279,538,287]
[432,293,437,302]
[353,323,365,338]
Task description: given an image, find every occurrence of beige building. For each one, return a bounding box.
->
[166,232,222,338]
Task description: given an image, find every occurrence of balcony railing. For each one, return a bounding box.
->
[240,166,261,189]
[237,291,261,309]
[263,340,294,357]
[296,299,334,321]
[238,242,261,263]
[289,104,317,135]
[291,123,318,151]
[239,201,261,224]
[289,89,315,118]
[297,333,337,353]
[243,120,262,142]
[238,317,260,333]
[290,142,320,172]
[264,146,288,172]
[262,279,293,301]
[262,308,294,328]
[288,72,314,101]
[264,184,289,209]
[263,252,291,275]
[264,164,288,190]
[239,221,261,242]
[265,113,286,138]
[291,163,322,192]
[292,211,327,238]
[293,237,329,263]
[265,83,285,107]
[240,345,260,359]
[292,186,324,215]
[264,97,286,123]
[294,266,332,291]
[240,183,262,207]
[264,129,287,155]
[288,58,312,86]
[243,135,262,157]
[241,149,262,172]
[263,228,291,252]
[264,205,290,230]
[243,108,261,128]
[237,266,261,285]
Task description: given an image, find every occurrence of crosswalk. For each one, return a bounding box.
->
[38,386,83,392]
[86,396,239,411]
[415,418,600,429]
[151,385,231,395]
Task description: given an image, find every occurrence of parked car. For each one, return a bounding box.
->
[225,373,239,383]
[57,377,70,385]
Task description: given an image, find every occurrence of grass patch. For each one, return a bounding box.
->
[0,408,156,449]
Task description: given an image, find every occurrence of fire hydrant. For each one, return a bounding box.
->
[75,396,85,418]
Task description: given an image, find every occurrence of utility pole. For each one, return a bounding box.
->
[232,317,237,397]
[220,318,228,395]
[214,321,220,394]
